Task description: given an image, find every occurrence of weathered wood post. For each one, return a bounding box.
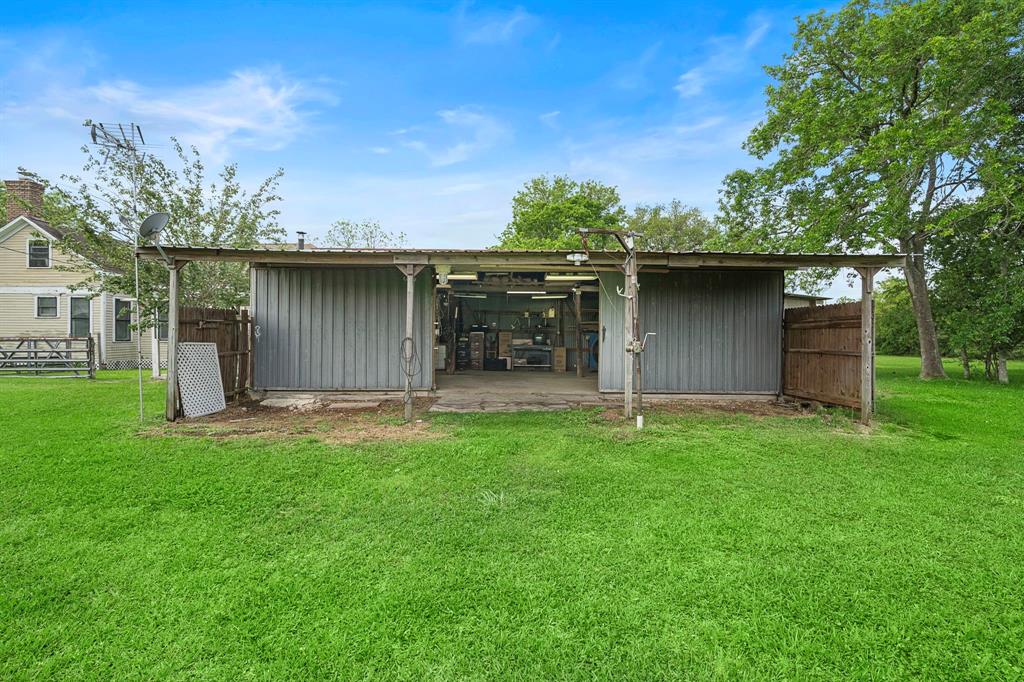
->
[166,260,180,421]
[858,267,876,424]
[400,264,423,422]
[623,233,638,418]
[574,287,584,377]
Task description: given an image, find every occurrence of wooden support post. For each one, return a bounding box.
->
[400,264,423,422]
[574,288,584,377]
[859,267,875,424]
[165,260,180,421]
[623,235,637,418]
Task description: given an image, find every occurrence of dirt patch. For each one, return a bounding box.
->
[145,397,444,445]
[644,398,817,418]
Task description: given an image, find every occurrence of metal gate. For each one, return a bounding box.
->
[0,337,96,378]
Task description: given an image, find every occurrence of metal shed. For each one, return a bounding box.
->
[136,246,904,423]
[251,266,433,390]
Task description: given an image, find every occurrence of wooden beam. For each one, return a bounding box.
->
[166,260,179,421]
[398,264,423,422]
[574,288,584,377]
[858,267,875,424]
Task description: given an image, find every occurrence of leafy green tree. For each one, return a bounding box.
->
[22,138,284,324]
[628,200,718,251]
[324,219,406,248]
[497,175,625,249]
[717,0,1024,379]
[933,215,1024,383]
[874,276,921,356]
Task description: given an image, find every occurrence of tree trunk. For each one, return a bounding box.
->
[901,243,946,379]
[959,348,970,379]
[984,351,993,379]
[997,350,1009,384]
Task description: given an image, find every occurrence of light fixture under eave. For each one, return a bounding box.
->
[566,252,589,265]
[453,293,487,299]
[532,294,567,299]
[545,273,597,281]
[446,273,478,281]
[506,290,546,295]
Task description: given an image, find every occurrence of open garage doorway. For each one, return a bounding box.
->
[433,270,601,400]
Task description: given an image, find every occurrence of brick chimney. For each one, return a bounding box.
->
[4,179,45,222]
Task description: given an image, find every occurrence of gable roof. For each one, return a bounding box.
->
[0,215,64,244]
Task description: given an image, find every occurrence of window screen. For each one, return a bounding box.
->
[36,296,58,318]
[28,240,50,267]
[71,297,91,337]
[115,299,133,341]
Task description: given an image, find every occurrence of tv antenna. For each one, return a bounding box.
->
[85,120,157,421]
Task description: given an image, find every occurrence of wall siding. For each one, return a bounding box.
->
[252,266,433,390]
[599,269,783,393]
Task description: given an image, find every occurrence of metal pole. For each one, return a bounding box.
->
[404,266,416,422]
[859,267,875,424]
[166,260,179,421]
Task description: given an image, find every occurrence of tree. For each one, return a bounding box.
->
[717,0,1024,378]
[627,200,718,251]
[932,214,1024,383]
[497,175,625,249]
[874,276,921,357]
[22,138,284,322]
[324,219,406,248]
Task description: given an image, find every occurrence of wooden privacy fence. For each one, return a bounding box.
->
[178,307,252,399]
[783,302,867,409]
[0,337,96,378]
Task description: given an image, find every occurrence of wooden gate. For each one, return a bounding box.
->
[0,337,96,378]
[783,302,866,408]
[178,307,252,399]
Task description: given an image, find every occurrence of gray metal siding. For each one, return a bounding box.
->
[252,267,433,390]
[599,270,783,393]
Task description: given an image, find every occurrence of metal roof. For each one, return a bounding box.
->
[136,245,905,270]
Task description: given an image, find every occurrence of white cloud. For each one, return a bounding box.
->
[610,42,662,91]
[455,3,538,45]
[539,110,561,129]
[3,59,334,162]
[369,146,392,155]
[397,106,510,167]
[675,15,772,98]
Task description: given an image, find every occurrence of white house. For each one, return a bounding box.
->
[0,178,167,371]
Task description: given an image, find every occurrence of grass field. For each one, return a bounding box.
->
[2,356,1022,679]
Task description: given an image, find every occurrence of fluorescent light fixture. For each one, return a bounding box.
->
[453,293,487,299]
[532,294,568,299]
[506,290,546,295]
[447,273,478,280]
[545,273,597,281]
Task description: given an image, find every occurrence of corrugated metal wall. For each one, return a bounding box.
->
[252,267,433,390]
[599,270,783,393]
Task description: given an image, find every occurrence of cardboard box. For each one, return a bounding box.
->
[552,347,566,372]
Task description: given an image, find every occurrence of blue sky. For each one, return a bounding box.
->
[2,0,863,296]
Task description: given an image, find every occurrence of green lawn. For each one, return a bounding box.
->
[2,357,1022,680]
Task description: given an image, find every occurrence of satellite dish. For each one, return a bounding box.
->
[139,212,170,240]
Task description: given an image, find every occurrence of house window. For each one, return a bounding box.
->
[71,297,91,337]
[155,309,168,341]
[36,296,58,318]
[28,239,51,268]
[114,299,133,341]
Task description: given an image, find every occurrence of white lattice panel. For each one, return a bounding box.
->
[177,342,226,417]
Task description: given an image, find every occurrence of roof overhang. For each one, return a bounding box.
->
[136,246,905,271]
